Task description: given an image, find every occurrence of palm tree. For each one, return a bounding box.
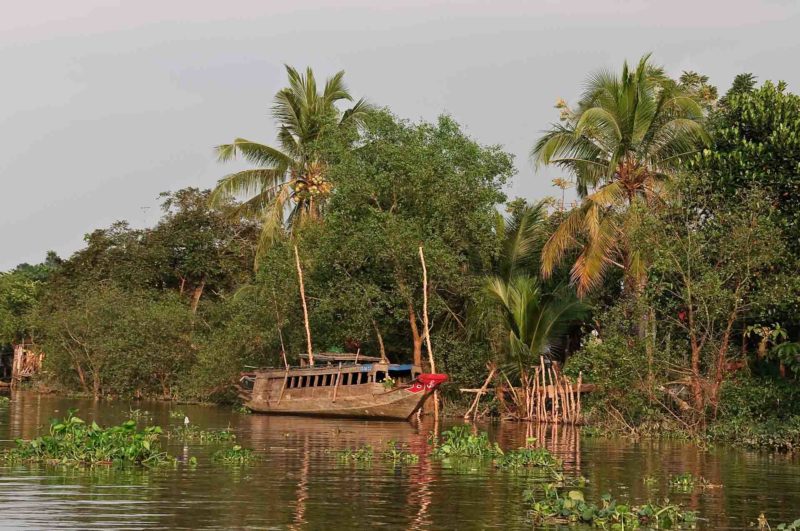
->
[531,54,709,296]
[479,202,588,379]
[211,65,370,261]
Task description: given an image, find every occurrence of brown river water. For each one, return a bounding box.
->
[1,391,799,530]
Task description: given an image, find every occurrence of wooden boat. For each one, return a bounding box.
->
[238,353,448,420]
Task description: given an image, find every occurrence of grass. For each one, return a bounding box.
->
[1,410,171,466]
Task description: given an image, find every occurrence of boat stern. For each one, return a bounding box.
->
[407,373,448,394]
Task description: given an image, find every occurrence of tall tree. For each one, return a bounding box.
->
[211,65,370,261]
[531,54,709,296]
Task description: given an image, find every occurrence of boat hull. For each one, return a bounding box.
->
[244,384,431,420]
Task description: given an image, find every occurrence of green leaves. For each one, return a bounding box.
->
[532,54,710,296]
[2,410,171,466]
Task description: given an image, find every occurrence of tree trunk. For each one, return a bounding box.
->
[710,302,739,416]
[74,361,88,393]
[408,301,422,367]
[372,319,387,362]
[190,275,206,314]
[92,372,101,400]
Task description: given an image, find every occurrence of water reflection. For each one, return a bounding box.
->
[1,391,799,529]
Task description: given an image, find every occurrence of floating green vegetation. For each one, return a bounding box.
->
[756,514,800,531]
[525,485,698,529]
[337,445,374,462]
[337,442,419,465]
[127,408,152,421]
[382,441,419,464]
[168,425,236,443]
[643,475,658,487]
[496,446,559,470]
[668,472,720,492]
[233,403,251,415]
[0,396,10,405]
[1,410,170,466]
[777,519,800,530]
[168,410,186,419]
[429,426,501,459]
[212,445,255,465]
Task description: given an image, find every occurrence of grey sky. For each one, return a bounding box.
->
[2,0,799,270]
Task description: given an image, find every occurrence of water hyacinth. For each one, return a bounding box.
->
[1,410,170,466]
[429,426,502,459]
[337,445,374,462]
[168,425,236,444]
[382,441,419,464]
[212,445,255,465]
[525,485,698,529]
[495,446,559,469]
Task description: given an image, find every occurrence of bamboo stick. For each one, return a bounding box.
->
[294,245,314,367]
[565,376,574,425]
[465,365,496,421]
[277,368,289,405]
[531,378,537,420]
[332,362,343,402]
[548,366,558,424]
[577,371,583,423]
[539,357,547,423]
[418,245,439,419]
[554,366,565,423]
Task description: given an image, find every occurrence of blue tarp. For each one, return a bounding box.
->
[358,363,414,372]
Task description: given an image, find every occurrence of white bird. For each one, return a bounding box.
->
[184,416,190,426]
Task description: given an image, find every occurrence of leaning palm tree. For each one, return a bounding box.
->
[212,65,370,261]
[531,54,709,296]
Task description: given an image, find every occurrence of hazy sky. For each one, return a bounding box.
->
[2,0,799,270]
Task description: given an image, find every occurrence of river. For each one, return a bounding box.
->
[1,391,798,529]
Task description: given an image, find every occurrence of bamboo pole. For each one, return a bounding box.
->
[332,362,343,402]
[294,245,314,366]
[418,246,435,373]
[465,365,496,421]
[547,366,557,423]
[554,366,565,423]
[540,357,549,423]
[577,371,583,423]
[418,245,438,418]
[532,367,539,422]
[277,368,290,405]
[564,376,573,425]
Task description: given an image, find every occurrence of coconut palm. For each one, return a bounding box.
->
[479,202,588,379]
[531,54,709,296]
[212,65,370,262]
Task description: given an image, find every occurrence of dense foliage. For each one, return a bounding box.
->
[2,59,799,451]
